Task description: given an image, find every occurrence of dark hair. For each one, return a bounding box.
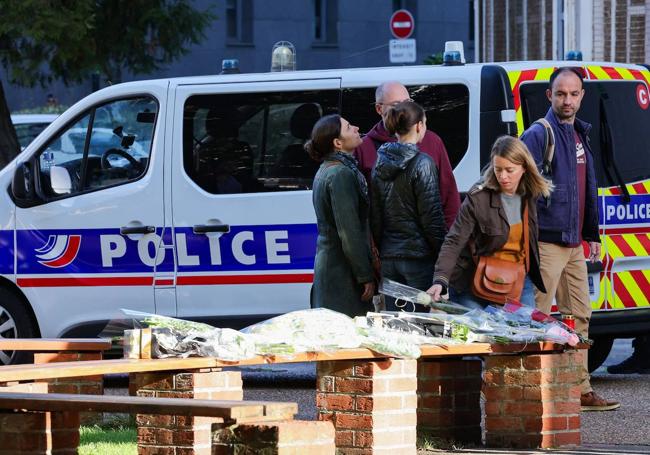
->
[383,100,425,136]
[305,114,341,162]
[549,67,584,90]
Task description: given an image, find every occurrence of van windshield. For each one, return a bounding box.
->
[520,80,650,187]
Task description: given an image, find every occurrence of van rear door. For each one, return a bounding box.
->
[171,78,341,325]
[519,75,650,317]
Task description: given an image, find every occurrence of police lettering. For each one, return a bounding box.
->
[605,202,650,222]
[99,230,291,268]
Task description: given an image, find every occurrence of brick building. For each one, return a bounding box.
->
[475,0,650,64]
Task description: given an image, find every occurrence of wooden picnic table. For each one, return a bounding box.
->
[0,338,112,352]
[0,341,570,383]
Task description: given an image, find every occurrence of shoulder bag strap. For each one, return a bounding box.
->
[532,118,555,176]
[523,202,530,271]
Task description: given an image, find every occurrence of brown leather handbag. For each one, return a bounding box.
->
[472,204,529,304]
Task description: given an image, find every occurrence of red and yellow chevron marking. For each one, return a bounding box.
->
[600,179,650,196]
[600,179,650,309]
[508,65,650,135]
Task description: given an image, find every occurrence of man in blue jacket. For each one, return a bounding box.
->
[521,67,620,411]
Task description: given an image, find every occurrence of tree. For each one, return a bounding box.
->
[0,0,215,167]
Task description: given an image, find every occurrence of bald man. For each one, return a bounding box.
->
[354,81,460,228]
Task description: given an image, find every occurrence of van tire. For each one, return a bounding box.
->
[588,336,614,373]
[0,289,37,365]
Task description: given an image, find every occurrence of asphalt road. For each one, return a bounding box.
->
[238,338,650,452]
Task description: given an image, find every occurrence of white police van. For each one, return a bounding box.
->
[2,59,650,368]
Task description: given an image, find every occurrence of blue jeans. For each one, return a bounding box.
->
[381,257,434,312]
[449,276,536,310]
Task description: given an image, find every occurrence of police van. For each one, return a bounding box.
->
[2,57,649,368]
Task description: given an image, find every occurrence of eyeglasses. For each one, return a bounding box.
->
[375,98,414,107]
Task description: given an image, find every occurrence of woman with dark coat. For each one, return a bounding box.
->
[427,136,553,308]
[307,114,375,317]
[371,101,447,312]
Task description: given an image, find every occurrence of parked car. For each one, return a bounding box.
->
[11,114,58,150]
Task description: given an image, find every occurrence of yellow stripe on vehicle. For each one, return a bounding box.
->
[587,65,610,80]
[615,67,636,80]
[508,70,521,90]
[534,67,554,81]
[620,272,650,306]
[605,237,625,258]
[624,234,648,256]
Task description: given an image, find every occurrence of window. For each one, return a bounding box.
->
[313,0,338,45]
[520,80,650,186]
[35,97,157,200]
[15,123,50,149]
[341,84,470,169]
[226,0,253,44]
[183,90,339,194]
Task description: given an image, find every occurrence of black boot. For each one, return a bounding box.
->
[607,336,650,374]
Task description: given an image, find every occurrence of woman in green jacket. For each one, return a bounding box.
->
[307,114,375,317]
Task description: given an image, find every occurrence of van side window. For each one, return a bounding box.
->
[341,84,470,169]
[36,97,157,199]
[520,80,650,187]
[183,90,339,194]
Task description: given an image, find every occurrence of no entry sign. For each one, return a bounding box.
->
[390,9,414,39]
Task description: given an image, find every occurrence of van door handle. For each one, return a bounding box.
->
[120,225,156,235]
[193,224,230,234]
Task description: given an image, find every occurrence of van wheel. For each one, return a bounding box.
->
[0,289,37,365]
[588,336,614,373]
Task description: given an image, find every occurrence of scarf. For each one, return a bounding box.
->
[326,151,369,203]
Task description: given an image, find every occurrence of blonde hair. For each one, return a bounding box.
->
[481,135,553,199]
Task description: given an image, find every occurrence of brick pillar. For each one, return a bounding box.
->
[212,420,335,454]
[0,381,80,455]
[316,358,417,454]
[35,351,104,425]
[133,368,243,455]
[483,350,582,449]
[34,352,104,395]
[417,358,482,444]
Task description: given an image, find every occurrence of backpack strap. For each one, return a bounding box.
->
[532,118,555,177]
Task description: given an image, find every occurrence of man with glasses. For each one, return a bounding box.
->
[354,81,460,228]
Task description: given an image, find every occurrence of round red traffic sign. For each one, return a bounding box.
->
[389,9,414,39]
[636,83,649,110]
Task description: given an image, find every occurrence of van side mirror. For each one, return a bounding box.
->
[12,162,35,201]
[50,165,72,195]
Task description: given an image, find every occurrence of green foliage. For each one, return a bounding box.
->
[14,105,68,115]
[0,0,216,86]
[423,52,444,65]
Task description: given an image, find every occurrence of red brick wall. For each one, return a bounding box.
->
[483,350,582,449]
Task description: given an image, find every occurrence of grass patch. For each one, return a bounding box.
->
[79,422,137,455]
[418,435,471,451]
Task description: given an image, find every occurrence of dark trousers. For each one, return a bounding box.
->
[381,257,434,312]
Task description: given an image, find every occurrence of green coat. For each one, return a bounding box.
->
[311,157,374,317]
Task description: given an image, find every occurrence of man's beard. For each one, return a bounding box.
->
[554,106,576,120]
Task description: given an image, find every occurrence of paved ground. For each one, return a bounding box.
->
[239,338,650,453]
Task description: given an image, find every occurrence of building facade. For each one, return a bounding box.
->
[476,0,650,64]
[2,0,473,111]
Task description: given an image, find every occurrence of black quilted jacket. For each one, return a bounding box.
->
[370,142,447,259]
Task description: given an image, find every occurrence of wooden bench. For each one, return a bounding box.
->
[0,391,335,454]
[0,391,297,422]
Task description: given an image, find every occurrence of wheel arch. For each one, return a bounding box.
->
[0,276,41,337]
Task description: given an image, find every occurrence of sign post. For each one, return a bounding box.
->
[389,9,416,64]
